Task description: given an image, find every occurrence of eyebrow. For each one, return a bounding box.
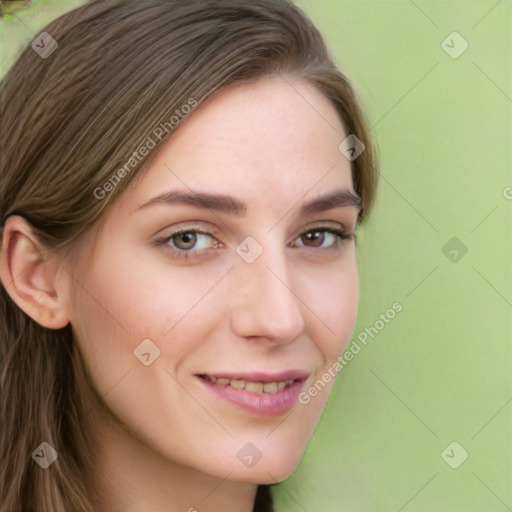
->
[134,187,361,216]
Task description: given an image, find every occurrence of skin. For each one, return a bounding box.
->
[1,76,360,512]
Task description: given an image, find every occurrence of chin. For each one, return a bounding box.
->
[225,450,305,485]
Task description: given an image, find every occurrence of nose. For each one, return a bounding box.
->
[229,242,306,344]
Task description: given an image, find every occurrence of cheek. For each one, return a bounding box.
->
[68,269,142,397]
[302,256,359,357]
[69,245,222,392]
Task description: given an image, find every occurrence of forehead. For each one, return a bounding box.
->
[125,76,354,214]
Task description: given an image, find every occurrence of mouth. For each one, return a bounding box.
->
[198,374,300,394]
[195,371,309,416]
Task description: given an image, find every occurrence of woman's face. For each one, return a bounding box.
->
[69,76,360,484]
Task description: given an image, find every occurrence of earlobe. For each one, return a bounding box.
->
[0,216,70,329]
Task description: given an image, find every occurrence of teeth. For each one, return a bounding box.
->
[244,381,263,393]
[263,382,278,394]
[277,381,287,391]
[230,379,246,389]
[202,375,295,394]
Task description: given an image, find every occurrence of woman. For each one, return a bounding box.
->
[0,1,378,510]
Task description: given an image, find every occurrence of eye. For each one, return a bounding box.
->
[152,228,220,260]
[152,225,354,262]
[166,230,216,251]
[292,227,353,249]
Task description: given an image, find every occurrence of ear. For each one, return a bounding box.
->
[0,215,70,329]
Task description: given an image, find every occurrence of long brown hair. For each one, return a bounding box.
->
[0,1,378,510]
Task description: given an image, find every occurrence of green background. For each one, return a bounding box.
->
[1,1,511,510]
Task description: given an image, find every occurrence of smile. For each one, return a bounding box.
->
[200,374,296,394]
[196,371,309,416]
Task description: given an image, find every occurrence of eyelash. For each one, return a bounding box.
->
[152,226,355,261]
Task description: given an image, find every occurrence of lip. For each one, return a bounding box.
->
[196,370,309,417]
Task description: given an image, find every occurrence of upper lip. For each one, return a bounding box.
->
[197,370,310,383]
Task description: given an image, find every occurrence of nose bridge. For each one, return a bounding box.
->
[230,237,305,342]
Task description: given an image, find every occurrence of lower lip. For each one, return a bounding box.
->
[198,377,305,416]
